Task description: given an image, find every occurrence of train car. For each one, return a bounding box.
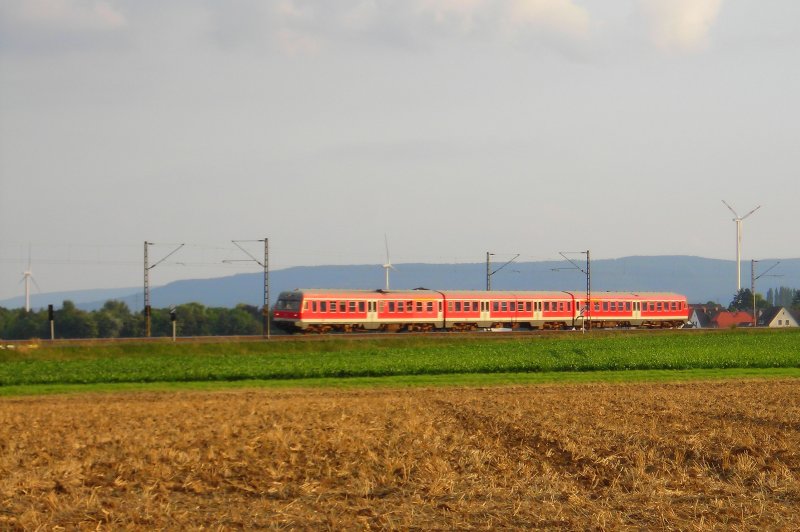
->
[273,289,689,333]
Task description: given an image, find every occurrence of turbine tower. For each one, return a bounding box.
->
[722,200,761,292]
[382,234,397,290]
[20,247,39,312]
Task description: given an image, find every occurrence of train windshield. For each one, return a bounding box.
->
[275,293,302,311]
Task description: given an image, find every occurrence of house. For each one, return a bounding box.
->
[687,304,724,328]
[686,305,754,329]
[711,311,754,329]
[757,307,799,328]
[688,308,713,329]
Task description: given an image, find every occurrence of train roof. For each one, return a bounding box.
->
[278,289,686,299]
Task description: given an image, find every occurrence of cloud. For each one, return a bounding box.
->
[640,0,723,52]
[506,0,591,41]
[1,0,593,58]
[211,0,593,56]
[416,0,591,41]
[0,0,127,52]
[13,0,126,31]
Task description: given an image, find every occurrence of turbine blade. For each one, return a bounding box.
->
[741,205,761,220]
[30,275,42,293]
[721,200,739,218]
[384,234,390,265]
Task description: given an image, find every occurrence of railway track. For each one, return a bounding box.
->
[1,326,706,348]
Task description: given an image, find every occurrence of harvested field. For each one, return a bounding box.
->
[2,380,799,529]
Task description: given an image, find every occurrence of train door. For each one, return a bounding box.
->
[367,300,379,328]
[479,300,491,326]
[632,301,641,322]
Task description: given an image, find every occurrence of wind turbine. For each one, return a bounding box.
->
[722,200,761,292]
[382,234,397,290]
[20,247,40,312]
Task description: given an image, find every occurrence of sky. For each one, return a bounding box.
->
[1,0,798,301]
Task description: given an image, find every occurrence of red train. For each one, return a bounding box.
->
[273,289,689,333]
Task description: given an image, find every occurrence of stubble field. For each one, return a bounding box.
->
[2,380,799,529]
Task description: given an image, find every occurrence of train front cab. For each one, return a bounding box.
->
[273,290,305,332]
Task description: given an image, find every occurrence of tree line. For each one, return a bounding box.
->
[0,301,273,340]
[3,289,799,340]
[727,288,800,312]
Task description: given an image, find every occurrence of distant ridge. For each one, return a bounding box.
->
[2,256,798,311]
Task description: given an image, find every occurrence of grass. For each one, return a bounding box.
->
[1,329,798,395]
[2,367,799,397]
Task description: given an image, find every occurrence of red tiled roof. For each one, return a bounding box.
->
[712,311,754,328]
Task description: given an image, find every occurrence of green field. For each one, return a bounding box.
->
[1,329,798,395]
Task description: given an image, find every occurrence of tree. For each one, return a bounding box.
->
[793,290,800,309]
[4,308,48,340]
[173,303,211,337]
[55,300,98,339]
[95,300,135,338]
[213,306,261,335]
[728,289,769,313]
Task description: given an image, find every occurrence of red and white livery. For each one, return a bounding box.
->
[273,289,689,333]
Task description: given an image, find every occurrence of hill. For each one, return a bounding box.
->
[2,256,798,311]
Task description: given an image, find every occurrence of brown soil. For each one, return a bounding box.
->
[2,380,799,530]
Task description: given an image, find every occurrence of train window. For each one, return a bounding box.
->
[626,302,631,311]
[501,302,507,312]
[509,302,515,312]
[493,302,499,312]
[339,302,346,313]
[359,302,365,312]
[544,302,550,312]
[320,301,327,312]
[455,301,462,312]
[416,302,423,312]
[439,302,443,312]
[349,302,356,312]
[567,302,571,311]
[610,302,616,311]
[311,301,317,312]
[448,302,453,312]
[330,301,338,313]
[671,302,677,311]
[379,302,385,312]
[657,302,663,311]
[525,302,532,312]
[427,302,433,312]
[594,302,600,311]
[398,301,405,312]
[407,301,413,311]
[389,301,395,313]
